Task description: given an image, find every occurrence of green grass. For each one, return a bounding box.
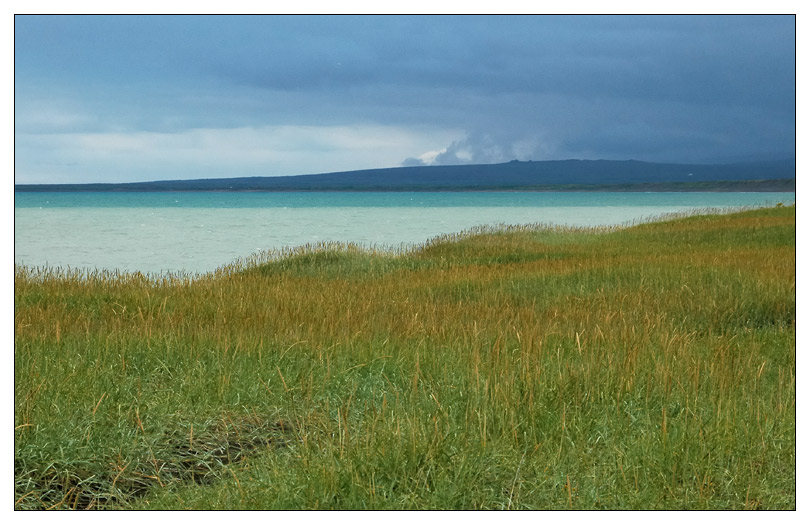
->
[14,205,795,509]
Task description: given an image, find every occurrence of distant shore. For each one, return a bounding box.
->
[12,179,797,193]
[14,158,797,193]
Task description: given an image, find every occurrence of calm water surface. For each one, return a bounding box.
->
[15,191,794,275]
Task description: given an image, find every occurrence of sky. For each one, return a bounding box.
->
[13,14,797,184]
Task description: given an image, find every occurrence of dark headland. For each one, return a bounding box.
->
[14,158,796,192]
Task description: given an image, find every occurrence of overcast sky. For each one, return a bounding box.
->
[14,14,796,184]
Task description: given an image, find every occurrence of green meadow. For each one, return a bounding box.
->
[14,205,795,510]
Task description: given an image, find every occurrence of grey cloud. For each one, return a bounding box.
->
[14,15,796,184]
[214,15,794,116]
[432,147,467,166]
[401,157,426,167]
[430,128,559,167]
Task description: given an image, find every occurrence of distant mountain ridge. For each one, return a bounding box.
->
[15,158,796,192]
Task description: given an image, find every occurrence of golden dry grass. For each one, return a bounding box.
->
[15,205,795,509]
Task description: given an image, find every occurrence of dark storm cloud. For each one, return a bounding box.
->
[213,16,794,110]
[14,15,795,183]
[205,15,795,163]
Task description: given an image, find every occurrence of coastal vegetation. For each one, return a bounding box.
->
[14,205,795,509]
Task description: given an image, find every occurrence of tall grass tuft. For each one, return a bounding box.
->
[15,205,795,509]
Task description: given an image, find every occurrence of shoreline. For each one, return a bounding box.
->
[12,181,798,194]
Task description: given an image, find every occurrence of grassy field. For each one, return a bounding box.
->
[14,205,795,510]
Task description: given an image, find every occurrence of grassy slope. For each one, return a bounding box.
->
[14,206,795,509]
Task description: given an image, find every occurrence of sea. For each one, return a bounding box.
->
[14,191,795,276]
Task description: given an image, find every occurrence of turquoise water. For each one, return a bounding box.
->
[14,191,795,209]
[14,191,794,275]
